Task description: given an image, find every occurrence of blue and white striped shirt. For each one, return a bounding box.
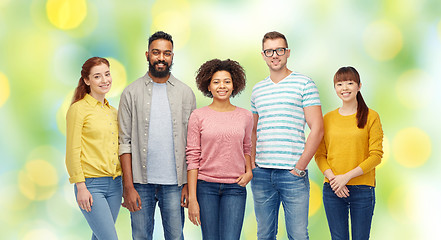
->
[250,72,321,169]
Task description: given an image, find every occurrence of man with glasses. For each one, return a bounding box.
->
[118,31,196,239]
[250,31,324,240]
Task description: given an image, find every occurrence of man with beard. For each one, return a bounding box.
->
[118,31,196,240]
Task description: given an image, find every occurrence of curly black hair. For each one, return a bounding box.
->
[195,59,246,98]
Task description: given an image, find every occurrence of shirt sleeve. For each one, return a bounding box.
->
[65,104,85,183]
[243,111,253,156]
[118,89,132,156]
[358,112,383,173]
[250,91,257,114]
[302,79,321,108]
[186,111,201,170]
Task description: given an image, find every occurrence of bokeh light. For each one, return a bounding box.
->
[18,159,58,201]
[396,69,432,109]
[46,0,87,30]
[388,186,418,224]
[151,0,191,50]
[22,228,58,240]
[0,72,10,107]
[309,180,321,216]
[107,58,127,98]
[363,20,403,61]
[393,127,431,168]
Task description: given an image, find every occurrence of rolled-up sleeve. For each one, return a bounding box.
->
[118,89,132,155]
[186,111,201,170]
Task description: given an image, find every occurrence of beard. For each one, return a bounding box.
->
[148,59,173,78]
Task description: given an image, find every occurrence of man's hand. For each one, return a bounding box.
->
[122,186,142,212]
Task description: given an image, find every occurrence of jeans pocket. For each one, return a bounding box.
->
[287,169,304,178]
[353,185,374,190]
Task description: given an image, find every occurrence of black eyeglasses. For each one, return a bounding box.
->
[263,48,288,57]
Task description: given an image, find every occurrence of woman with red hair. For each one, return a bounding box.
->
[65,57,122,240]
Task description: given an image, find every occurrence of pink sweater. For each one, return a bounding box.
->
[186,106,253,183]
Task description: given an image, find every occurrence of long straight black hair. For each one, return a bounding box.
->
[334,66,369,129]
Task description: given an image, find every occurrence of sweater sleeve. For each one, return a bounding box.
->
[314,136,331,173]
[358,111,384,173]
[65,103,86,183]
[243,111,253,156]
[186,111,201,170]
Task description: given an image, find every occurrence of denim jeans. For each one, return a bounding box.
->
[130,184,184,240]
[251,167,310,240]
[323,183,375,240]
[74,176,122,240]
[196,180,247,240]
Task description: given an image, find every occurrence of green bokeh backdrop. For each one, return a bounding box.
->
[1,0,440,239]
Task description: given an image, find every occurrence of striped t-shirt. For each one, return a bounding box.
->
[250,72,321,169]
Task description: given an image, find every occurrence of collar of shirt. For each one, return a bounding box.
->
[83,93,110,108]
[144,72,177,87]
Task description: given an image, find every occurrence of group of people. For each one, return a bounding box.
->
[65,31,384,240]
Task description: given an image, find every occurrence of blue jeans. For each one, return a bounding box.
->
[74,176,122,240]
[323,183,375,240]
[131,184,184,240]
[251,167,310,240]
[197,180,247,240]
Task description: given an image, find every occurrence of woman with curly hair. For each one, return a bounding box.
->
[186,59,253,240]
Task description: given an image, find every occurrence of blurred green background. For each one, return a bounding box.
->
[1,0,440,239]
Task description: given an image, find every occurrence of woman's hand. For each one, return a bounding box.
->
[236,171,253,187]
[334,185,350,198]
[76,182,93,212]
[330,174,351,192]
[188,199,201,226]
[181,184,189,208]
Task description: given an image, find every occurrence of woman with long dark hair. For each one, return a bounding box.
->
[66,57,122,239]
[315,66,383,240]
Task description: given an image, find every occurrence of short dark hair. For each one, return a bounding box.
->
[148,31,173,48]
[196,59,246,98]
[262,31,288,49]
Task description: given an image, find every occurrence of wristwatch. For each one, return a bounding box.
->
[293,167,306,177]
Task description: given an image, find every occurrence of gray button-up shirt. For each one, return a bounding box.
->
[118,72,196,186]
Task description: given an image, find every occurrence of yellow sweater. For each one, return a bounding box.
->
[315,108,383,187]
[65,94,121,183]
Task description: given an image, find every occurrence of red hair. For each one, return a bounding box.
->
[71,57,110,105]
[334,66,369,129]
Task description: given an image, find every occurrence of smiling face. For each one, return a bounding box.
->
[84,63,112,100]
[334,80,360,103]
[208,70,234,101]
[261,38,290,72]
[146,39,174,79]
